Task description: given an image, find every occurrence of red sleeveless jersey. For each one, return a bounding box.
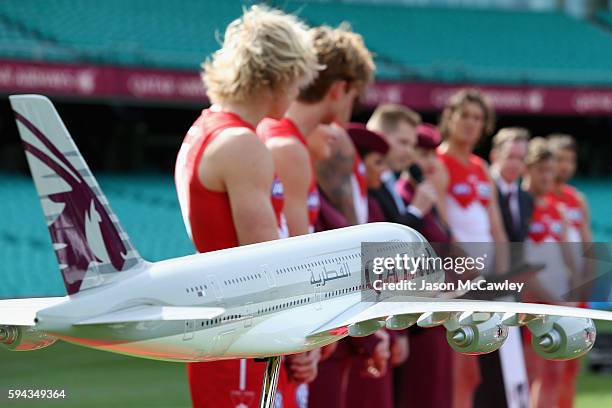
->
[175,109,285,252]
[175,109,297,408]
[258,117,320,231]
[547,184,583,230]
[437,151,492,208]
[528,196,564,243]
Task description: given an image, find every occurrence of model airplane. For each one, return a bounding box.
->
[2,95,612,406]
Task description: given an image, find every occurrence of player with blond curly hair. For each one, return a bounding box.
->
[174,5,319,407]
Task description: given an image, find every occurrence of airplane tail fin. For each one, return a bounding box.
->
[10,95,144,296]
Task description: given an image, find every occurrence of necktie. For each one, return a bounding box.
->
[506,190,520,237]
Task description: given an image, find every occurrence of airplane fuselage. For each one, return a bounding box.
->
[34,223,440,362]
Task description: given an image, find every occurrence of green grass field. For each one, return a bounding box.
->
[0,341,191,407]
[576,321,612,407]
[1,322,611,407]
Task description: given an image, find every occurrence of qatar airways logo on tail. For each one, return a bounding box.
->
[85,200,127,265]
[14,110,128,294]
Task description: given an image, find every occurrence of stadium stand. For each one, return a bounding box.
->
[0,1,612,85]
[0,16,77,62]
[288,2,612,85]
[0,174,196,298]
[0,0,242,68]
[596,10,612,29]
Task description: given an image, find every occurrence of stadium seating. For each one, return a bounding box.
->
[0,0,244,68]
[0,173,195,298]
[287,2,612,85]
[0,18,76,62]
[597,10,612,29]
[0,1,612,85]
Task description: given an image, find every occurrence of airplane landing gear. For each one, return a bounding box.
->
[258,356,281,408]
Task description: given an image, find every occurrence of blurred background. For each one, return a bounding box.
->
[0,1,611,406]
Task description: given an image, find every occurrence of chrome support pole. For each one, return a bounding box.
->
[258,356,281,408]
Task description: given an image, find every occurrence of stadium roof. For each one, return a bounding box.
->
[1,1,612,87]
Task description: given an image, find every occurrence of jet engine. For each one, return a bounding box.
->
[348,318,385,337]
[530,317,596,360]
[446,313,508,355]
[0,325,57,351]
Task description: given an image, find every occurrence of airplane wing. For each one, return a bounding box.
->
[74,305,225,325]
[309,297,612,336]
[0,297,69,326]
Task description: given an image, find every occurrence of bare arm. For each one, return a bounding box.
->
[201,128,279,245]
[268,138,311,236]
[556,207,582,302]
[268,140,322,377]
[315,125,358,225]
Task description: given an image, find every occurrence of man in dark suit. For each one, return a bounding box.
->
[472,127,534,408]
[367,105,454,408]
[490,127,534,242]
[365,104,437,230]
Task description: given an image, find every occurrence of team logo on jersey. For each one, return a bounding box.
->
[278,214,289,239]
[566,208,583,222]
[476,182,492,199]
[550,220,563,235]
[271,176,284,198]
[295,383,308,408]
[529,222,545,234]
[307,191,320,210]
[530,215,562,240]
[451,182,472,196]
[357,162,366,176]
